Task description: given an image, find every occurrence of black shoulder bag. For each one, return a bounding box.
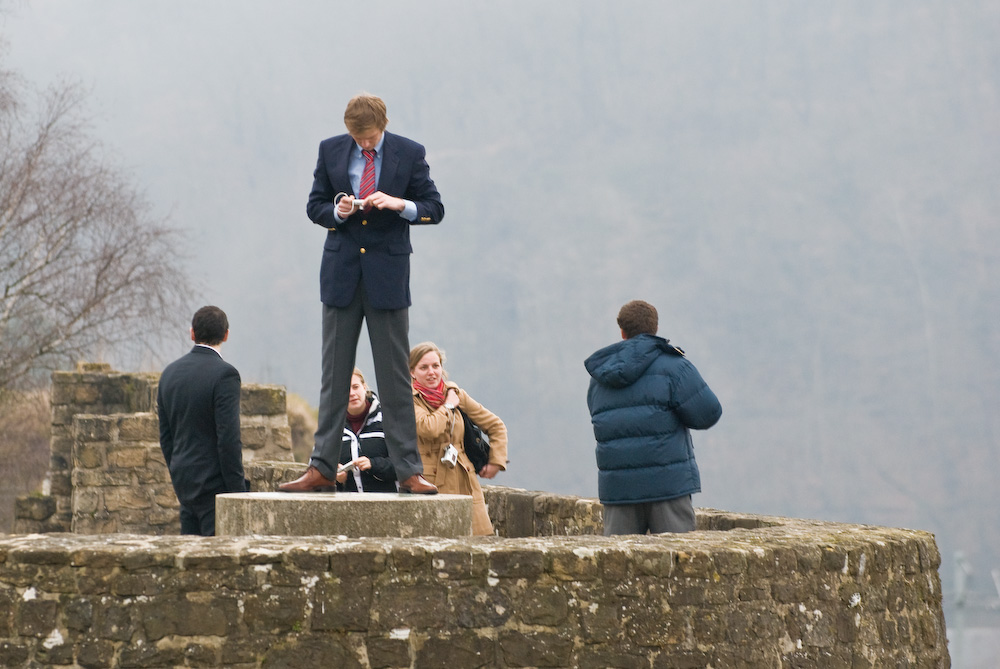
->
[459,409,491,474]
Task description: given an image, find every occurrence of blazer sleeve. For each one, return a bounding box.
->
[156,385,173,467]
[306,139,345,230]
[457,388,508,469]
[214,366,247,493]
[404,144,445,225]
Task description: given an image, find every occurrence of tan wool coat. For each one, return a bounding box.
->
[412,382,508,535]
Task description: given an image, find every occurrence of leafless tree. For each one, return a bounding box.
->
[0,74,193,394]
[0,389,49,531]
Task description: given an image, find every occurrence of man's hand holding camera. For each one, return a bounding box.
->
[335,192,406,218]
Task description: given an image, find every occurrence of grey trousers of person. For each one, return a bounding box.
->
[602,495,697,535]
[310,283,423,482]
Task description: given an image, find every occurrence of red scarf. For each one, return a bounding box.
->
[413,379,446,409]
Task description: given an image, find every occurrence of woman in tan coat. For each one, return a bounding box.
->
[409,342,508,535]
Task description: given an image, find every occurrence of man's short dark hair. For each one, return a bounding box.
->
[192,306,228,345]
[617,300,658,338]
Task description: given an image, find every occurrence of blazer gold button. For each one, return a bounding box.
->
[360,248,366,253]
[362,220,368,225]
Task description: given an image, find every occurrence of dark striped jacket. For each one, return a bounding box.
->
[338,395,397,493]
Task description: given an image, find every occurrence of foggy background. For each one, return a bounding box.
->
[4,0,998,626]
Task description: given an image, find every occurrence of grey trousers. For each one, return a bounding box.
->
[310,283,423,482]
[602,495,696,535]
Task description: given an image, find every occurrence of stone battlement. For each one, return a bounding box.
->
[4,365,951,667]
[0,506,948,667]
[14,364,294,535]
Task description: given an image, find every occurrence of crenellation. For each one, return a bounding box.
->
[2,364,953,666]
[15,365,295,535]
[0,524,956,666]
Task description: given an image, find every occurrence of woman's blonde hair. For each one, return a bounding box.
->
[352,367,372,399]
[409,341,447,378]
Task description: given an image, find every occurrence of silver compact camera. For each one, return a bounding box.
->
[440,444,458,468]
[335,192,366,211]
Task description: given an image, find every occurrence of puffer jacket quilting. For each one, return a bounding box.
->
[585,334,722,505]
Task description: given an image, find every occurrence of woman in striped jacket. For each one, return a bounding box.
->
[336,368,398,493]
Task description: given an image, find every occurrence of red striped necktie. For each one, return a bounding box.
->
[359,149,376,211]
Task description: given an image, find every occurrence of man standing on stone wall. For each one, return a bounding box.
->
[281,93,441,495]
[585,300,722,534]
[157,305,247,536]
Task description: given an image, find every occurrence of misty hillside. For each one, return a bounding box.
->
[4,1,998,601]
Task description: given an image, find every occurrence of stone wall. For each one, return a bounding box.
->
[0,505,949,668]
[483,486,604,537]
[4,366,951,666]
[71,413,173,534]
[13,364,293,535]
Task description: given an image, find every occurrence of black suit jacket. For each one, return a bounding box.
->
[306,131,444,310]
[157,346,246,508]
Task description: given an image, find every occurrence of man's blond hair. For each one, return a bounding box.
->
[344,94,388,135]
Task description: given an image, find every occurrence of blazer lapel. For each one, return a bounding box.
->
[327,136,356,195]
[378,132,400,194]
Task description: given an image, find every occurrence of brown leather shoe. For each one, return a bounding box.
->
[399,474,438,495]
[278,466,336,492]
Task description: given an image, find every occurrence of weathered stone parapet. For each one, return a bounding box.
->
[15,364,295,534]
[39,365,160,534]
[246,460,307,492]
[484,485,604,537]
[70,412,177,535]
[216,492,475,538]
[9,496,59,535]
[0,511,949,667]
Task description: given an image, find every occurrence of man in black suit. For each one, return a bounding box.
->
[157,306,247,535]
[281,94,440,495]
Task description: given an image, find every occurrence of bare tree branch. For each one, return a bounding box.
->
[0,77,193,392]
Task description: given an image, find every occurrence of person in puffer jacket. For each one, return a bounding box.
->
[585,300,722,535]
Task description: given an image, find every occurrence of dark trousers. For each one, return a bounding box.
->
[310,283,423,482]
[602,495,696,535]
[180,503,216,536]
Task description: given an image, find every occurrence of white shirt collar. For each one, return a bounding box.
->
[195,343,222,357]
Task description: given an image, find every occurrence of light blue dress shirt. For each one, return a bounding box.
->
[334,133,417,223]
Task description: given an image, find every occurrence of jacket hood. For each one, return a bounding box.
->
[585,334,679,389]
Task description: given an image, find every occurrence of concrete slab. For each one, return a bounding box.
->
[215,492,473,538]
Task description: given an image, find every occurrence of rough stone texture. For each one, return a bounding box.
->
[30,365,160,534]
[14,364,294,534]
[70,412,177,535]
[484,486,604,537]
[217,492,473,538]
[246,460,309,492]
[5,365,952,667]
[0,508,949,668]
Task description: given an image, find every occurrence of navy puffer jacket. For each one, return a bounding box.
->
[585,334,722,505]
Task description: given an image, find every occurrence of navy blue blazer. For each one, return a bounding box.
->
[306,131,444,310]
[157,346,246,508]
